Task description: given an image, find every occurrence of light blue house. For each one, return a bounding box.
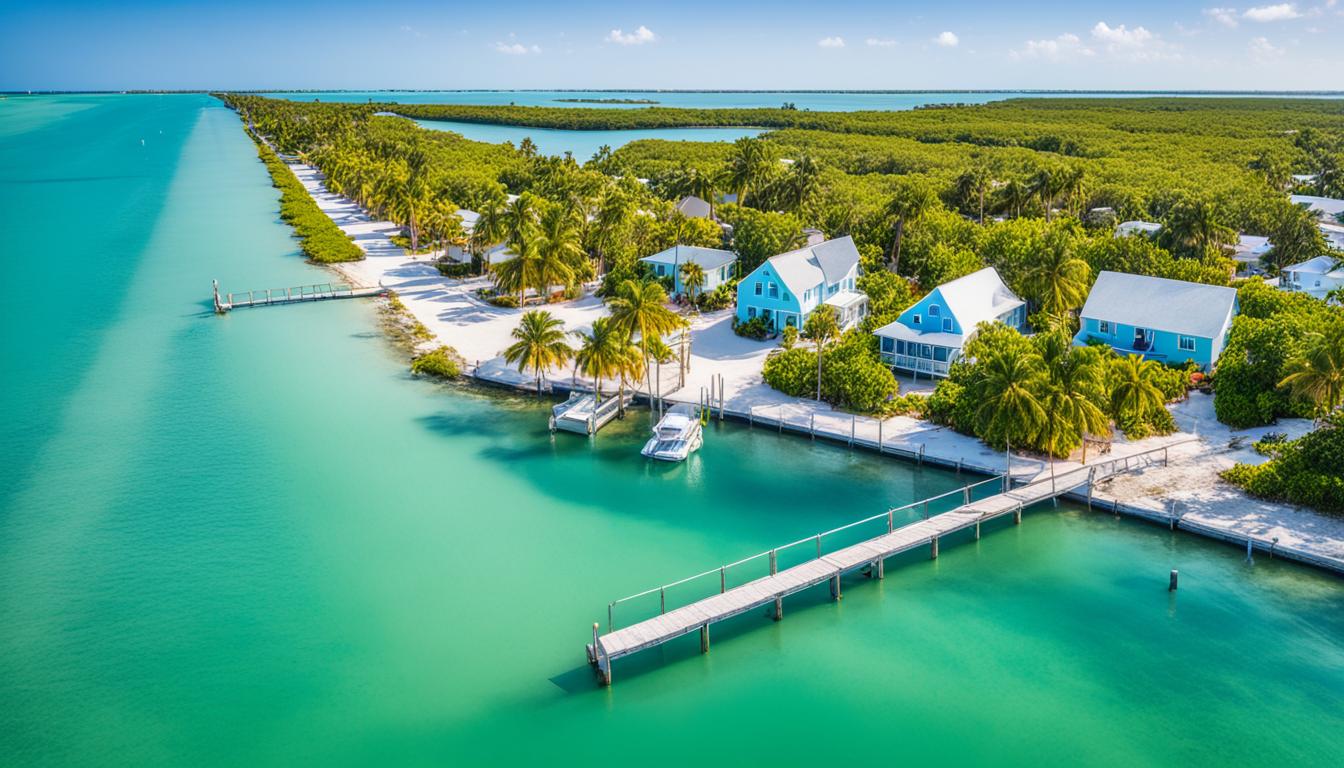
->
[873,267,1027,378]
[639,245,736,297]
[735,236,867,332]
[1072,271,1238,371]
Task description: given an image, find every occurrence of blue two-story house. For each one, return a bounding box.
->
[735,236,868,332]
[873,267,1028,378]
[1072,271,1238,371]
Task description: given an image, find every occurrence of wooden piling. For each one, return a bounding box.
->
[773,597,783,621]
[829,574,841,600]
[875,558,884,580]
[930,536,939,559]
[1169,569,1179,591]
[700,624,710,653]
[1014,505,1022,525]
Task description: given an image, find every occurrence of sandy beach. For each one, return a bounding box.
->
[287,161,1344,574]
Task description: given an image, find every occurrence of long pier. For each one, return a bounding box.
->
[585,444,1174,685]
[212,279,386,313]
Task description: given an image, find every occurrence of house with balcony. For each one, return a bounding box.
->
[639,245,736,297]
[1072,271,1238,371]
[1281,255,1344,300]
[872,267,1027,378]
[735,236,867,333]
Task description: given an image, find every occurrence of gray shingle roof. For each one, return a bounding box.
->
[765,236,860,296]
[1079,271,1237,339]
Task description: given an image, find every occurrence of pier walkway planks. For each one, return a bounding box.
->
[586,444,1175,685]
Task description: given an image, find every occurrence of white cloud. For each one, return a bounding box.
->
[1243,3,1302,21]
[1203,7,1240,27]
[1091,21,1154,47]
[494,41,541,55]
[817,36,846,48]
[866,37,897,47]
[1249,35,1284,59]
[935,31,959,47]
[606,25,657,46]
[1011,33,1095,60]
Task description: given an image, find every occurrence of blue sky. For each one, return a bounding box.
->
[3,1,1343,90]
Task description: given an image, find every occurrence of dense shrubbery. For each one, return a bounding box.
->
[411,346,463,379]
[1212,280,1338,427]
[1222,416,1344,514]
[762,332,900,414]
[253,140,363,263]
[733,316,770,340]
[695,284,734,312]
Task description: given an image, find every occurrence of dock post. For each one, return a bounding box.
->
[931,536,939,559]
[923,500,929,520]
[875,558,884,580]
[212,280,222,313]
[769,549,778,575]
[778,406,783,434]
[720,566,726,594]
[1086,467,1095,511]
[887,509,894,533]
[773,597,783,621]
[700,625,710,653]
[918,444,924,466]
[1169,570,1179,591]
[963,486,970,505]
[810,413,815,440]
[718,374,724,423]
[975,521,981,540]
[878,419,883,451]
[829,574,841,600]
[850,414,855,447]
[1014,504,1023,525]
[660,587,665,614]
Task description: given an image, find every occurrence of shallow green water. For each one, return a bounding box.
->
[2,94,1342,767]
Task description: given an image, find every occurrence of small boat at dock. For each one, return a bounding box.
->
[641,404,704,461]
[551,391,629,435]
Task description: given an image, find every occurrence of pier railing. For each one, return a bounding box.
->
[212,279,386,313]
[606,474,1007,632]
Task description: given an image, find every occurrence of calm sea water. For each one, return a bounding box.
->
[2,94,1343,767]
[410,118,760,161]
[271,89,1344,111]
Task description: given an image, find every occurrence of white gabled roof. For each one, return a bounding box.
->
[763,236,861,296]
[1115,220,1162,237]
[640,244,736,271]
[457,208,480,232]
[934,267,1024,331]
[676,195,713,219]
[1283,255,1339,276]
[1080,271,1237,340]
[1291,194,1344,218]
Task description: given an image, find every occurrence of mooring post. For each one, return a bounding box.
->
[720,566,726,594]
[815,534,822,558]
[810,413,815,440]
[930,536,939,559]
[607,603,613,634]
[850,414,856,447]
[212,280,222,313]
[778,405,783,434]
[769,549,778,576]
[774,597,784,620]
[1086,467,1096,511]
[592,622,599,657]
[1014,503,1023,525]
[923,500,929,520]
[963,486,971,505]
[875,558,884,579]
[1169,569,1179,591]
[718,375,724,423]
[660,587,666,614]
[918,444,925,466]
[830,574,841,600]
[975,520,981,540]
[1246,538,1254,563]
[878,419,883,450]
[700,625,710,653]
[887,509,894,533]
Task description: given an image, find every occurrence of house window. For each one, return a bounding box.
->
[656,264,665,276]
[1178,335,1196,352]
[1098,321,1112,335]
[929,304,940,316]
[934,346,949,362]
[912,314,921,325]
[896,340,906,355]
[785,315,797,328]
[748,307,757,318]
[783,293,790,302]
[943,318,953,332]
[754,282,762,296]
[881,337,894,353]
[768,283,779,299]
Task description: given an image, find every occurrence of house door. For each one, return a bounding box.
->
[1133,328,1153,351]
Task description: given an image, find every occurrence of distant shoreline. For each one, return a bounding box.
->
[6,88,1344,96]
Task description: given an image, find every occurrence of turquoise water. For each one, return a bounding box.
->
[411,117,759,160]
[2,94,1344,767]
[273,89,1344,111]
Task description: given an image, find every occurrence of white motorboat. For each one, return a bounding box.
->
[641,404,704,461]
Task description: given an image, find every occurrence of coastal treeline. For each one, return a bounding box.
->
[251,136,363,263]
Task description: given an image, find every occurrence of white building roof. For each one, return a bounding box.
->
[1233,234,1272,262]
[935,267,1025,332]
[1079,271,1237,340]
[824,290,867,310]
[873,321,966,348]
[1283,255,1339,276]
[639,244,736,271]
[1115,220,1162,237]
[763,236,861,297]
[457,209,480,232]
[676,196,713,219]
[1291,194,1344,218]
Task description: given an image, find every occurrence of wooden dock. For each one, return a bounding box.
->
[212,279,385,313]
[586,445,1174,685]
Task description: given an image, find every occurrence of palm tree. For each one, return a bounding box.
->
[953,165,993,224]
[721,136,773,208]
[1279,325,1344,421]
[803,305,840,402]
[591,188,633,275]
[680,261,707,308]
[471,196,509,270]
[645,335,677,409]
[607,279,681,395]
[1161,198,1236,259]
[1110,354,1166,424]
[574,317,638,403]
[492,240,541,306]
[1024,234,1092,316]
[1037,334,1110,460]
[781,154,821,213]
[1059,165,1087,217]
[534,204,584,298]
[885,178,938,274]
[503,310,574,394]
[1028,166,1062,221]
[974,347,1047,448]
[998,178,1032,219]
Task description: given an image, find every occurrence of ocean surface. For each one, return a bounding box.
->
[2,93,1343,767]
[269,89,1344,111]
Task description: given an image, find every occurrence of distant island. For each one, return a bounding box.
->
[555,97,659,105]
